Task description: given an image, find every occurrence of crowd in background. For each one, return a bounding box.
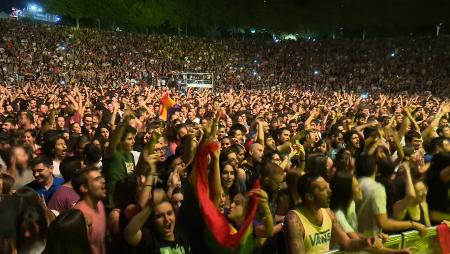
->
[0,20,449,254]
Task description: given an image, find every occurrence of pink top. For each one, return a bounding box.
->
[74,200,106,254]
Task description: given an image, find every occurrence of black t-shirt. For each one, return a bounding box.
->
[426,152,450,214]
[136,227,190,254]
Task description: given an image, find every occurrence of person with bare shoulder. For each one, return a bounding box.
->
[284,173,382,254]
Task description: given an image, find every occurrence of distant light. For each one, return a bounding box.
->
[253,60,258,64]
[60,80,65,84]
[312,38,316,42]
[37,8,43,12]
[252,71,257,76]
[391,52,395,57]
[250,29,256,34]
[308,36,311,40]
[56,17,61,22]
[29,4,37,11]
[274,38,280,43]
[313,70,319,75]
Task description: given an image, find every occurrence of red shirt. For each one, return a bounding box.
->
[74,200,106,254]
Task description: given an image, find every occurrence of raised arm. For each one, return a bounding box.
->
[124,189,164,246]
[392,162,416,220]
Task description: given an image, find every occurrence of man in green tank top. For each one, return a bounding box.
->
[284,173,382,254]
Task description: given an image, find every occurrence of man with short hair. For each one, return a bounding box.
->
[72,166,107,254]
[26,155,64,203]
[103,124,136,210]
[284,173,381,253]
[48,158,81,213]
[356,154,427,237]
[241,143,264,190]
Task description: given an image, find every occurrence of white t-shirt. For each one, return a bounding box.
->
[53,160,61,178]
[334,200,358,233]
[357,177,387,237]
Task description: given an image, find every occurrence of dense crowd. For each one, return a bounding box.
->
[0,20,449,254]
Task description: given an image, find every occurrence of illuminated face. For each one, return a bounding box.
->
[24,132,35,146]
[221,138,232,149]
[414,181,427,203]
[100,128,109,139]
[32,162,53,185]
[351,134,360,148]
[250,144,264,163]
[279,129,291,143]
[121,133,136,152]
[84,170,106,200]
[221,164,235,189]
[311,177,332,208]
[228,194,246,222]
[153,202,176,241]
[57,116,65,129]
[54,138,67,158]
[226,152,239,169]
[154,142,167,162]
[72,123,82,134]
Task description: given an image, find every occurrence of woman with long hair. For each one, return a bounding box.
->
[41,132,68,178]
[43,209,90,254]
[220,160,241,209]
[330,170,363,235]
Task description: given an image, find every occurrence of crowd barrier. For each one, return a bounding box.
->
[325,226,444,254]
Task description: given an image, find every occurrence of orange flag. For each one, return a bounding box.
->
[160,92,176,121]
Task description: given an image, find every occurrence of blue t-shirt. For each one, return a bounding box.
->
[26,177,64,204]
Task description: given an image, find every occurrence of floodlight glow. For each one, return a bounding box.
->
[29,5,37,11]
[56,17,61,22]
[250,29,256,34]
[313,70,319,75]
[37,8,43,12]
[391,52,395,57]
[252,71,257,76]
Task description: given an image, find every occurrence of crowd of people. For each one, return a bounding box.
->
[0,20,449,254]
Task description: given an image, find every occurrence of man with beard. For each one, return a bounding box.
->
[284,173,381,253]
[73,166,107,254]
[0,145,33,189]
[344,130,362,157]
[327,129,344,160]
[26,155,64,204]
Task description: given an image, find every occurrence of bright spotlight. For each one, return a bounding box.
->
[313,70,319,75]
[29,5,37,11]
[250,29,256,34]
